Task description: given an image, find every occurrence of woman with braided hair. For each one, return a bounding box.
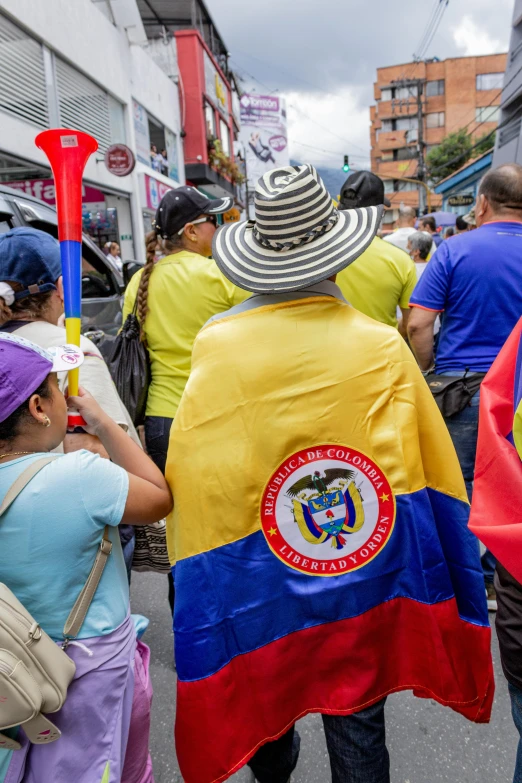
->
[122,188,247,607]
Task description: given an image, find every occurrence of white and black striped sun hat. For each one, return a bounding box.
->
[212,164,383,293]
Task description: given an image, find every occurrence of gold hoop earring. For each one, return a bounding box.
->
[41,415,51,428]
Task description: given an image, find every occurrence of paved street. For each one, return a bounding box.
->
[132,572,518,783]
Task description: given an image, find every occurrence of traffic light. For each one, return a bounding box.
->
[343,155,350,173]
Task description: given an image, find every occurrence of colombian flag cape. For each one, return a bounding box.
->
[166,297,494,783]
[469,317,522,580]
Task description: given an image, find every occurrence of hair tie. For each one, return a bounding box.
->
[0,282,15,306]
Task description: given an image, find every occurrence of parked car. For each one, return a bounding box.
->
[0,183,142,334]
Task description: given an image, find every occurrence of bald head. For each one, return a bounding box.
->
[397,206,416,228]
[477,164,522,224]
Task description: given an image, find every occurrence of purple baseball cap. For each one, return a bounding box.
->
[0,333,84,423]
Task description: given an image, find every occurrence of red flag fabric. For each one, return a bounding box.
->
[469,317,522,581]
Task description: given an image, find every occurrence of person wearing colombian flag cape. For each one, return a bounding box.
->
[165,164,494,783]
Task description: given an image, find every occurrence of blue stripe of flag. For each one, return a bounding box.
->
[174,487,486,683]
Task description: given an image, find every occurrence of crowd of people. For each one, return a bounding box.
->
[0,162,521,783]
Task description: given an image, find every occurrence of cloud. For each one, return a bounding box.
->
[453,15,503,56]
[206,0,513,167]
[285,87,371,169]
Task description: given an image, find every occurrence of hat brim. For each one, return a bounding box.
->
[212,205,384,293]
[383,196,391,208]
[204,196,235,215]
[47,345,84,372]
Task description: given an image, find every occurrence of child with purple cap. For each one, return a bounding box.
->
[0,333,172,783]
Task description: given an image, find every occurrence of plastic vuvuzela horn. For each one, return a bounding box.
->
[35,129,98,427]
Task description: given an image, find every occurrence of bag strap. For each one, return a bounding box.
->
[0,454,113,643]
[0,456,58,517]
[62,525,112,641]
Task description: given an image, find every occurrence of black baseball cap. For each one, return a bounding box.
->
[339,171,391,209]
[154,186,234,239]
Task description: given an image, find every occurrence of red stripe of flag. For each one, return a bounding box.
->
[469,317,522,581]
[175,597,493,783]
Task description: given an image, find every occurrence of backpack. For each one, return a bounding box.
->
[0,457,113,750]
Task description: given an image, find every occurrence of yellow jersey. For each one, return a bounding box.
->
[122,250,248,418]
[336,236,417,328]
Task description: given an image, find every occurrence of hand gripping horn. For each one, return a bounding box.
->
[35,129,98,427]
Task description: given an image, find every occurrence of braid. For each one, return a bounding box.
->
[136,232,158,332]
[136,231,184,335]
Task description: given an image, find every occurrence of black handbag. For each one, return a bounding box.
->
[425,370,486,418]
[107,299,150,426]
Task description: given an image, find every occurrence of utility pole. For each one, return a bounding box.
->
[416,80,426,214]
[390,77,427,215]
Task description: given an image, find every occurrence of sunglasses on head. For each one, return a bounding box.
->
[177,215,218,235]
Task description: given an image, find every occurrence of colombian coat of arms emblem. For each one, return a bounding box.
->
[260,445,396,576]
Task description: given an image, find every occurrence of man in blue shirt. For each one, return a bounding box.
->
[408,164,522,610]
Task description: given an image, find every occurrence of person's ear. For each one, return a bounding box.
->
[183,223,198,243]
[56,276,64,305]
[476,193,488,219]
[27,391,52,428]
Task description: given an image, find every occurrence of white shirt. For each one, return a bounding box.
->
[384,227,437,257]
[11,321,140,448]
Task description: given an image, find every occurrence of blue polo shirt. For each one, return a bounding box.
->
[410,221,522,373]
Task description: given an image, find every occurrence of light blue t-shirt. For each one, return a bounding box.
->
[0,451,130,641]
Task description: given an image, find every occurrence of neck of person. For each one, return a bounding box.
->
[0,434,50,462]
[485,209,522,225]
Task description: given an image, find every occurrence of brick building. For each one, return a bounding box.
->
[370,53,507,225]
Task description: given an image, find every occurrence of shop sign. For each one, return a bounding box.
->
[204,51,229,117]
[240,93,289,219]
[447,194,474,207]
[4,179,104,207]
[144,173,173,210]
[104,144,136,177]
[133,99,151,166]
[165,128,179,183]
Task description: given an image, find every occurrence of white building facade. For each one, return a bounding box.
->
[0,0,185,261]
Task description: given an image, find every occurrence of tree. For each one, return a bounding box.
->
[426,128,472,183]
[474,130,496,157]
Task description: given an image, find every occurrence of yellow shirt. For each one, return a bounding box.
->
[336,236,417,328]
[122,250,248,418]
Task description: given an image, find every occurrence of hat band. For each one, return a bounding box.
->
[253,211,340,252]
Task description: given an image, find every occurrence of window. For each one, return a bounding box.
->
[395,85,418,100]
[380,151,394,161]
[205,102,216,138]
[56,57,115,152]
[148,116,167,175]
[381,88,392,101]
[219,119,231,157]
[475,106,500,123]
[426,79,445,97]
[380,119,393,132]
[0,13,49,128]
[383,180,394,193]
[396,116,418,131]
[427,111,445,128]
[395,147,417,160]
[476,73,504,90]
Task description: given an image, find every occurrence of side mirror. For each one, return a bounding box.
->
[122,260,144,288]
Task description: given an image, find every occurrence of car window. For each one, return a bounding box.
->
[14,218,118,299]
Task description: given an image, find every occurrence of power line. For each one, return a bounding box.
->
[291,140,369,159]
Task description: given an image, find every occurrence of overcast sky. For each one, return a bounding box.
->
[206,0,514,169]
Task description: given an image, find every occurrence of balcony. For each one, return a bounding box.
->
[376,130,408,151]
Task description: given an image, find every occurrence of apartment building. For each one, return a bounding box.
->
[370,53,507,224]
[493,0,522,167]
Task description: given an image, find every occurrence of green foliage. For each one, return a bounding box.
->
[474,130,495,157]
[426,128,472,183]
